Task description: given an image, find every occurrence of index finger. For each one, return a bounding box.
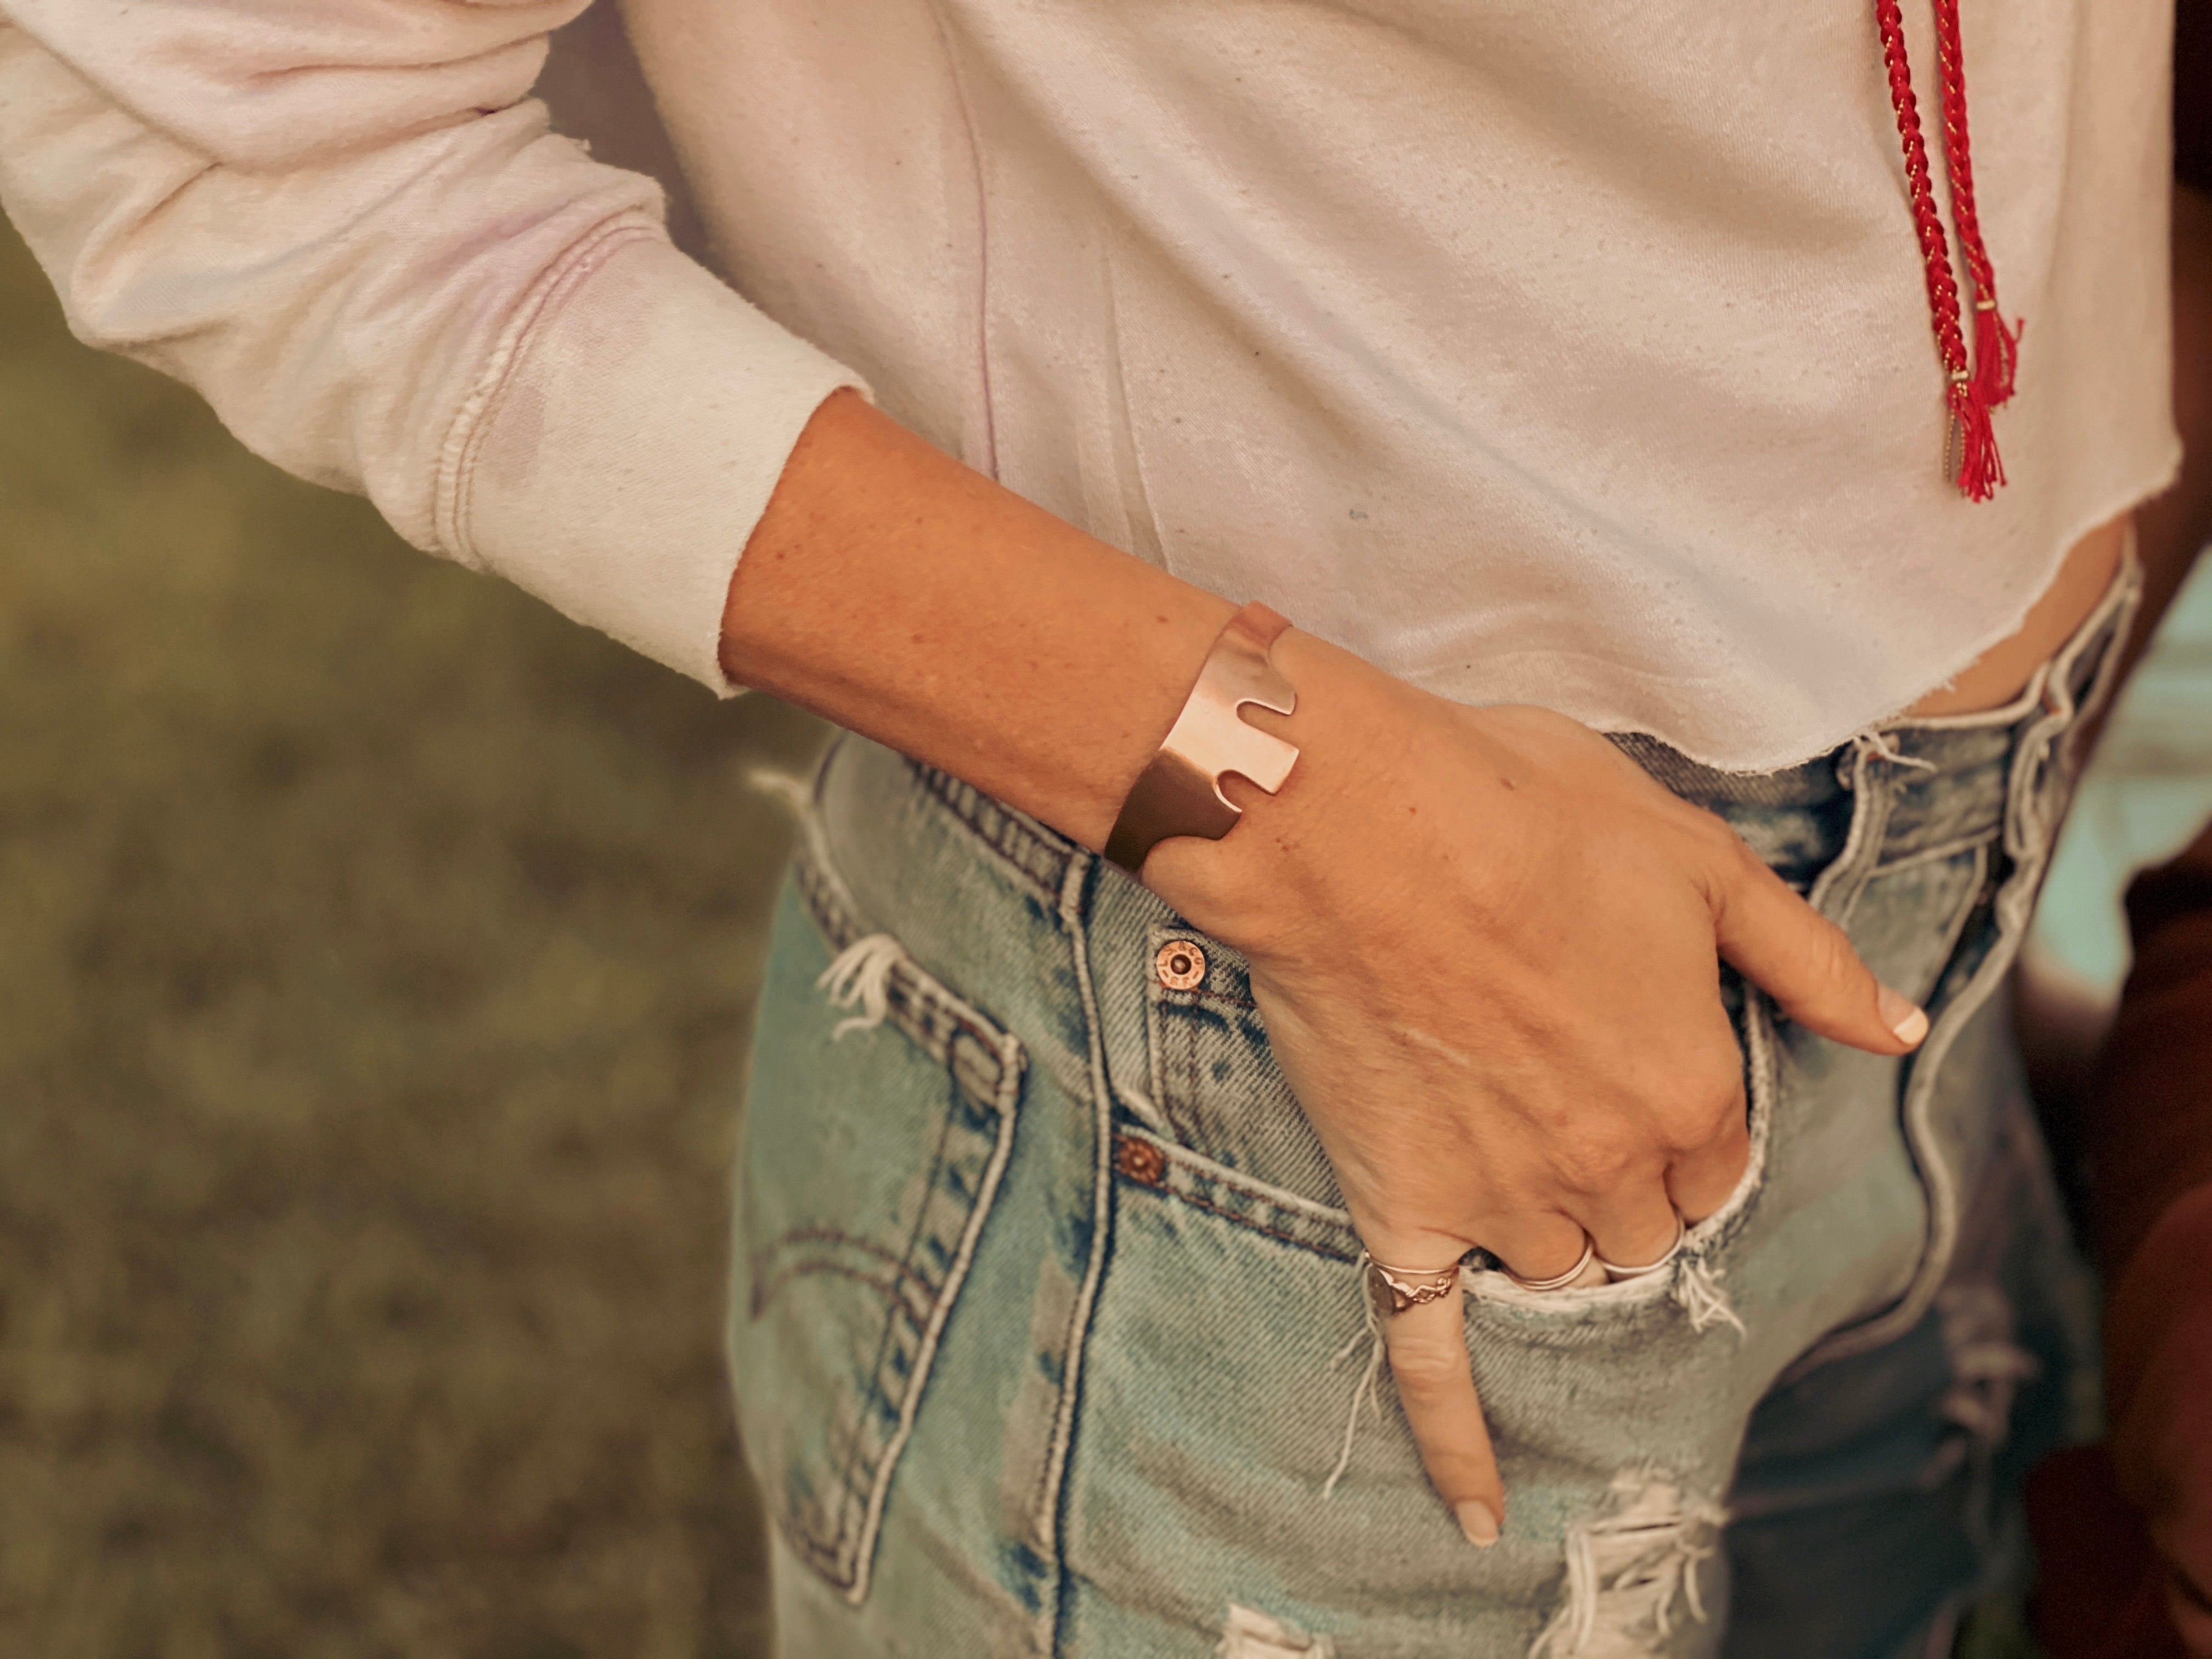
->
[1380,1289,1504,1547]
[1706,836,1928,1057]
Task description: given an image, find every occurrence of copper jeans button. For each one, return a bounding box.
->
[1114,1135,1167,1187]
[1154,940,1207,990]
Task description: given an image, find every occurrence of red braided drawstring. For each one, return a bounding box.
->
[1875,0,2019,501]
[1930,0,2021,409]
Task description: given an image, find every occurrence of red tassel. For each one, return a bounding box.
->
[1947,376,2005,502]
[1971,302,2021,408]
[1878,0,2017,501]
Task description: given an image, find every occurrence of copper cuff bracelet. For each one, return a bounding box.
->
[1103,602,1300,872]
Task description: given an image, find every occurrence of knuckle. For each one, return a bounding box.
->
[1680,816,1762,914]
[1711,1128,1753,1181]
[1708,814,1758,864]
[1816,917,1873,990]
[1386,1329,1470,1397]
[1786,914,1875,1011]
[1694,814,1760,878]
[1796,909,1850,969]
[1523,1093,1581,1144]
[1555,1128,1643,1193]
[1652,1065,1746,1152]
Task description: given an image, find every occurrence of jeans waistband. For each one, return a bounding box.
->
[812,549,2140,1134]
[850,547,2137,898]
[1614,550,2140,884]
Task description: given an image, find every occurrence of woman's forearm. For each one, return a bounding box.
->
[720,388,1236,851]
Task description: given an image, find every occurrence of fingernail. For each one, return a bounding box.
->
[1455,1500,1500,1548]
[1877,983,1928,1047]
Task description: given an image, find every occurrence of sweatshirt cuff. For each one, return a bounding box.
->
[444,225,870,694]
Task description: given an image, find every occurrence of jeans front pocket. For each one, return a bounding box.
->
[735,849,1026,1602]
[1139,918,1776,1325]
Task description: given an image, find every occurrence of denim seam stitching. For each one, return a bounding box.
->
[1814,589,2140,1374]
[1818,739,1901,934]
[1115,1125,1357,1228]
[1781,730,1954,1379]
[1030,852,1114,1594]
[908,759,1071,903]
[1142,946,1216,1152]
[751,1260,934,1339]
[1786,770,2045,1378]
[1170,985,1259,1011]
[791,851,1020,1099]
[1144,925,1263,1161]
[840,1019,1024,1606]
[1783,596,2132,1381]
[825,1063,969,1583]
[1176,989,1204,1148]
[1112,1138,1358,1263]
[1110,1077,1169,1128]
[1869,826,2004,878]
[1142,990,1172,1134]
[750,1229,940,1322]
[781,811,1030,1605]
[1915,841,1993,1006]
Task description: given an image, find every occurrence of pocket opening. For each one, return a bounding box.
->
[1458,995,1778,1328]
[1132,918,1780,1331]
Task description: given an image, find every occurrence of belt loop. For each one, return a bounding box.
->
[1808,732,1901,927]
[2008,560,2142,867]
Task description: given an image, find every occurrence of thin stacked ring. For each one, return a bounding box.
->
[1595,1212,1688,1280]
[1362,1211,1688,1316]
[1500,1234,1596,1292]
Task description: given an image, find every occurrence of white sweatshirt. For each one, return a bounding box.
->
[0,1,2181,770]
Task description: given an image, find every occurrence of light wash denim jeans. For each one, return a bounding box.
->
[730,563,2138,1658]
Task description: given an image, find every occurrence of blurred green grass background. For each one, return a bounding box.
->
[0,209,816,1655]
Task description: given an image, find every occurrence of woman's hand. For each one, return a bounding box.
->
[1142,629,1928,1547]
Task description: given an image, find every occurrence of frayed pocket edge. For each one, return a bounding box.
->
[1460,996,1777,1333]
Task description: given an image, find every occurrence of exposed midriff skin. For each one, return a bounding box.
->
[1906,514,2132,716]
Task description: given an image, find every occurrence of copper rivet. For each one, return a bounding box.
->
[1154,940,1207,990]
[1115,1137,1167,1186]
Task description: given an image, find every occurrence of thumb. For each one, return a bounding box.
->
[1708,842,1928,1056]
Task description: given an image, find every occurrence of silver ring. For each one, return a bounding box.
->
[1502,1234,1596,1293]
[1595,1213,1688,1280]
